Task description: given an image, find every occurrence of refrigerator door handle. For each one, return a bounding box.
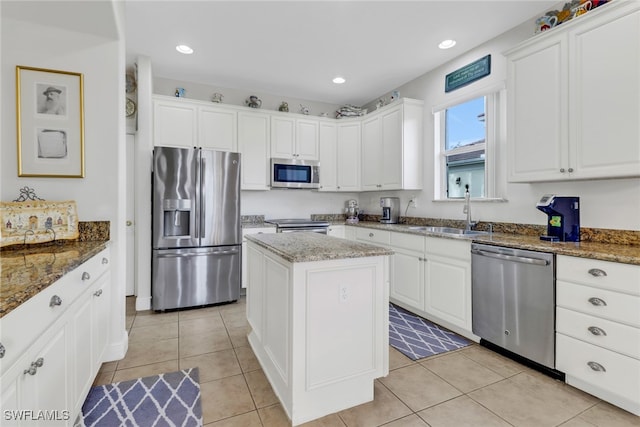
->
[200,157,206,238]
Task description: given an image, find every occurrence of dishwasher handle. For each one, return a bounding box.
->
[471,248,550,266]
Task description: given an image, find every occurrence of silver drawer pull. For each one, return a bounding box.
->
[82,272,91,281]
[588,326,607,336]
[102,257,109,264]
[588,268,607,277]
[587,361,606,372]
[49,295,62,307]
[23,357,44,376]
[94,289,103,297]
[0,342,5,358]
[369,233,374,237]
[588,297,607,307]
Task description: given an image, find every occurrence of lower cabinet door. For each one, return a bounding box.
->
[424,254,471,330]
[389,248,424,310]
[92,272,111,373]
[20,323,72,426]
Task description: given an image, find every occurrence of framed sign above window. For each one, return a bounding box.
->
[16,66,85,178]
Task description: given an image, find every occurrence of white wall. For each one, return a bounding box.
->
[1,5,128,359]
[362,17,640,231]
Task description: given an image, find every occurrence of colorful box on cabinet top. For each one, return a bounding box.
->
[0,200,79,247]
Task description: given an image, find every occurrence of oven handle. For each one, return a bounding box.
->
[471,248,549,266]
[279,227,328,234]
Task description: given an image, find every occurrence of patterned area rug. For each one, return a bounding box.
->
[77,368,203,427]
[389,303,471,361]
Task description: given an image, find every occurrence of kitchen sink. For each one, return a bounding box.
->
[407,226,488,236]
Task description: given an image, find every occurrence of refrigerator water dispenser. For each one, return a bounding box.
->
[162,199,191,237]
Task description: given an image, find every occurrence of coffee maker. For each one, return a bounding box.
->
[536,194,580,242]
[345,199,360,224]
[380,197,400,224]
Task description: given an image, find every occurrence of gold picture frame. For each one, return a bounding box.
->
[16,66,85,178]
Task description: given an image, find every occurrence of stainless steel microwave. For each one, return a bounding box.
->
[270,158,320,189]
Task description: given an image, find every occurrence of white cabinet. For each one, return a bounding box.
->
[241,227,276,289]
[199,105,237,151]
[388,233,425,310]
[360,100,423,191]
[153,96,238,151]
[0,247,111,426]
[318,122,338,192]
[423,237,472,333]
[336,121,361,192]
[238,111,271,190]
[327,224,345,238]
[270,116,319,160]
[153,98,197,148]
[555,255,640,416]
[506,1,640,182]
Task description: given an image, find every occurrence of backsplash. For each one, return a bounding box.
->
[78,221,110,241]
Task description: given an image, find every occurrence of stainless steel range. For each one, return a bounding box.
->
[265,218,330,234]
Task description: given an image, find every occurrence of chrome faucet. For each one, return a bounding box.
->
[463,185,477,231]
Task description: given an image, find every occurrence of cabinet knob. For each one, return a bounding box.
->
[102,257,109,265]
[23,357,44,376]
[82,272,91,281]
[0,342,5,358]
[588,268,607,277]
[588,326,607,336]
[587,361,606,372]
[49,295,62,307]
[588,297,607,307]
[568,168,574,173]
[94,289,103,297]
[369,232,374,237]
[126,220,133,226]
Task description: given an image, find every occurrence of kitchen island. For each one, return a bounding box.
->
[245,232,393,426]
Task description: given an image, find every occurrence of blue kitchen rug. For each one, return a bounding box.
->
[76,368,203,427]
[389,303,471,361]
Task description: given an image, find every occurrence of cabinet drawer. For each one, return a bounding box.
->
[557,255,640,296]
[390,232,424,252]
[355,228,390,245]
[556,307,640,359]
[556,333,640,406]
[556,280,640,327]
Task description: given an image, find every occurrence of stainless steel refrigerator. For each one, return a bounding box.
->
[152,146,241,311]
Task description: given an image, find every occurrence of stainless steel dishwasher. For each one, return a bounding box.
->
[471,243,557,372]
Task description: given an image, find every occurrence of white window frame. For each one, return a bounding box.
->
[433,82,506,201]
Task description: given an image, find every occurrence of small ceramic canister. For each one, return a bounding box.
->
[175,87,186,97]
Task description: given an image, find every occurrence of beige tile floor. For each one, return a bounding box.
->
[93,297,640,427]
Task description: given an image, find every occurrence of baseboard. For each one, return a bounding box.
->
[135,295,152,311]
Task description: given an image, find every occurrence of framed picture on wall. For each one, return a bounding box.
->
[16,66,85,178]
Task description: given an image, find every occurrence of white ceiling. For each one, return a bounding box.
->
[125,1,559,105]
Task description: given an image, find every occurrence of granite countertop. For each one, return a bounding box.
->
[0,240,110,318]
[346,221,640,266]
[241,222,276,230]
[246,232,393,263]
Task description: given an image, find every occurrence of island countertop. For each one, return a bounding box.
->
[245,232,393,263]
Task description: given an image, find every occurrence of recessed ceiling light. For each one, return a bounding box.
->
[438,39,457,50]
[176,45,194,54]
[332,76,346,84]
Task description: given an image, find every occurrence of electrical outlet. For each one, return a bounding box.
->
[339,284,349,302]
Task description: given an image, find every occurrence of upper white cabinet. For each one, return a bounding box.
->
[238,111,271,190]
[271,115,319,160]
[199,105,237,151]
[153,96,238,151]
[153,98,197,148]
[360,100,424,191]
[336,121,361,192]
[318,122,338,192]
[506,1,640,182]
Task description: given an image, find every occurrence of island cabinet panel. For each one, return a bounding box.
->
[246,238,389,426]
[263,255,290,384]
[305,267,377,388]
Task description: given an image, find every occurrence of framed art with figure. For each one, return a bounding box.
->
[16,66,85,178]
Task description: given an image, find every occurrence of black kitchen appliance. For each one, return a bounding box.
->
[536,194,580,242]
